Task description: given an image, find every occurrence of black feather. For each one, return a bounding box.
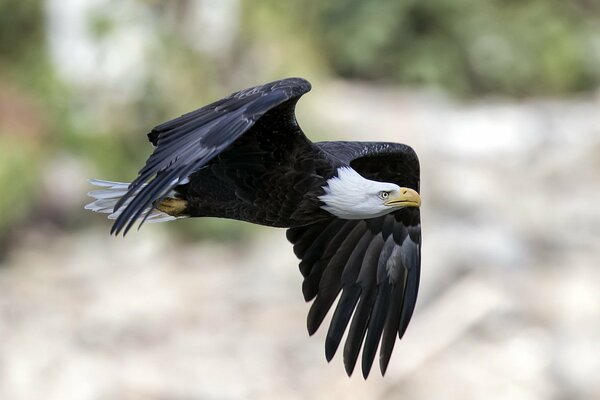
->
[321,229,374,348]
[291,223,327,262]
[343,234,384,377]
[361,236,396,377]
[324,284,361,361]
[305,221,366,332]
[301,220,356,301]
[398,235,421,338]
[300,219,347,274]
[379,282,405,375]
[343,287,376,377]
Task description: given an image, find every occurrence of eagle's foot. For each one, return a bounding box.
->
[156,197,188,217]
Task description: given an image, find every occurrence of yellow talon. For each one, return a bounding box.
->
[156,197,188,216]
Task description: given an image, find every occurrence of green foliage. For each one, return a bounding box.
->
[0,0,44,62]
[0,0,52,236]
[253,0,600,96]
[0,138,41,233]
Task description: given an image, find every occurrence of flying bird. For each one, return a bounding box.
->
[86,78,421,378]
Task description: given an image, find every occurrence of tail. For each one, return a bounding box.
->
[85,179,179,224]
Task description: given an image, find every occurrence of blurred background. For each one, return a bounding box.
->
[1,0,600,399]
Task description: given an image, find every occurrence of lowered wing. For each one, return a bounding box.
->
[287,143,421,378]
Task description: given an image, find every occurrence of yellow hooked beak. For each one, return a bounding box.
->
[384,187,421,208]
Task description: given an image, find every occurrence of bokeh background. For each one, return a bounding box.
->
[1,1,600,399]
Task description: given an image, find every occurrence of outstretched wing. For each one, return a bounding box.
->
[287,143,421,378]
[111,78,311,235]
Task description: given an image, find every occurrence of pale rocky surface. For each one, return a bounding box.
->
[1,82,600,399]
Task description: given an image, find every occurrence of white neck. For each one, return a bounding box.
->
[318,167,399,219]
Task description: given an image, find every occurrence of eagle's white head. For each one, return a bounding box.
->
[319,167,421,220]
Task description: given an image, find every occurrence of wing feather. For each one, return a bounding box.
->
[343,234,384,376]
[111,78,311,235]
[301,220,356,301]
[287,208,421,378]
[361,234,396,376]
[323,230,374,355]
[304,221,367,336]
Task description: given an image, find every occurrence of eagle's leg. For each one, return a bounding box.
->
[155,197,188,217]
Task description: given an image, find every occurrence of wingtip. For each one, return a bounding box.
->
[307,316,319,336]
[324,336,339,362]
[109,220,127,237]
[361,363,372,380]
[109,224,118,236]
[379,330,397,377]
[344,358,357,377]
[379,354,391,377]
[361,347,378,379]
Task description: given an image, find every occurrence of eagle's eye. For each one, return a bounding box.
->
[379,191,390,200]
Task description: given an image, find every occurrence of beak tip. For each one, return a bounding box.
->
[388,187,421,208]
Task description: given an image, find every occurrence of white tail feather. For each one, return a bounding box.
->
[85,179,180,224]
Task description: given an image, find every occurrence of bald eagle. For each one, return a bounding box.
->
[86,78,421,378]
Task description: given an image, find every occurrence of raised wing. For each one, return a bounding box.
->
[111,78,311,235]
[287,142,421,378]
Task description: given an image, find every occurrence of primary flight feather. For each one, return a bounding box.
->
[86,77,422,378]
